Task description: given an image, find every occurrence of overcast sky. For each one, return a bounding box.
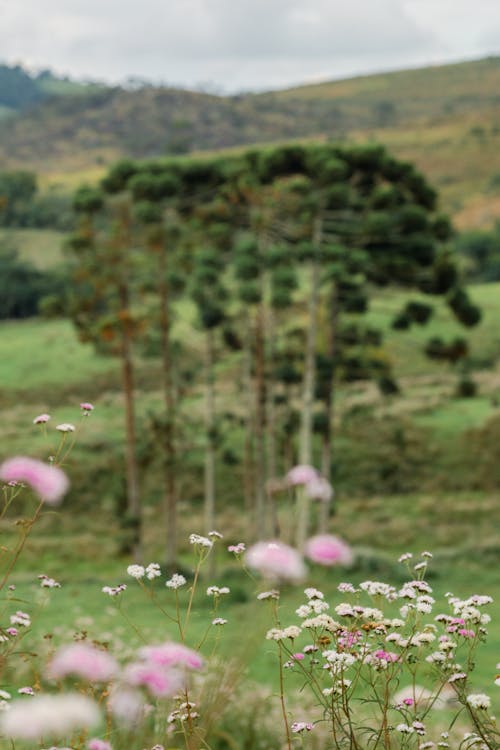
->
[1,0,500,92]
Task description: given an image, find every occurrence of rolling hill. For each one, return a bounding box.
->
[2,57,500,226]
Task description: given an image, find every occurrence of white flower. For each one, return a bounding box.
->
[296,605,312,618]
[189,534,213,548]
[145,563,161,580]
[359,581,396,599]
[10,611,30,627]
[212,618,227,626]
[0,691,11,701]
[301,614,340,631]
[208,530,223,539]
[102,584,126,596]
[494,676,500,687]
[467,694,491,710]
[127,565,145,579]
[338,582,358,593]
[266,628,286,641]
[257,590,279,600]
[206,586,230,596]
[283,626,301,640]
[56,423,75,433]
[0,693,100,739]
[398,553,412,562]
[396,723,415,733]
[448,672,467,683]
[166,574,186,589]
[304,587,324,600]
[310,599,329,614]
[335,603,355,617]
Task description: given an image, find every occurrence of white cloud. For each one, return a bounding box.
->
[0,0,498,91]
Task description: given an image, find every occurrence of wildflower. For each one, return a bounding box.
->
[495,676,500,686]
[56,423,75,432]
[138,642,203,670]
[206,586,230,596]
[414,561,427,571]
[360,580,396,598]
[266,628,286,641]
[0,693,100,740]
[166,574,186,589]
[398,553,413,562]
[124,663,183,698]
[257,590,280,600]
[127,565,145,579]
[0,691,11,701]
[286,465,318,486]
[88,740,112,750]
[48,642,118,682]
[0,457,69,504]
[33,413,50,425]
[227,542,245,554]
[145,563,161,580]
[305,476,333,502]
[39,575,61,589]
[102,584,126,596]
[5,628,17,637]
[293,652,305,660]
[245,541,306,583]
[301,614,340,631]
[212,618,227,625]
[189,534,213,548]
[17,687,34,695]
[396,724,415,734]
[338,582,358,594]
[80,402,94,413]
[305,535,353,566]
[208,530,223,539]
[448,672,467,683]
[291,721,314,732]
[304,587,324,600]
[107,686,144,726]
[10,611,30,627]
[467,694,491,710]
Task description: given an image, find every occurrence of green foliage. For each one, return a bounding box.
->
[0,245,63,319]
[455,224,500,282]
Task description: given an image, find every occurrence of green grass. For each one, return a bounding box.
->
[0,228,65,269]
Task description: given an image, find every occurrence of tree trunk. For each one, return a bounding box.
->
[116,208,141,561]
[266,290,280,537]
[299,215,323,466]
[157,243,177,570]
[254,301,268,539]
[242,317,254,515]
[204,327,216,536]
[319,282,339,533]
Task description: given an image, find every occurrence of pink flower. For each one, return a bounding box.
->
[0,456,69,504]
[88,739,112,750]
[139,642,204,670]
[48,643,118,683]
[33,414,50,425]
[305,535,354,567]
[286,465,318,486]
[124,662,183,697]
[245,541,306,583]
[305,476,334,502]
[80,402,94,413]
[293,653,305,661]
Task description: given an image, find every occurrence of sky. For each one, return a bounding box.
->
[1,0,500,93]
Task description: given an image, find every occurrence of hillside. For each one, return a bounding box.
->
[2,57,500,226]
